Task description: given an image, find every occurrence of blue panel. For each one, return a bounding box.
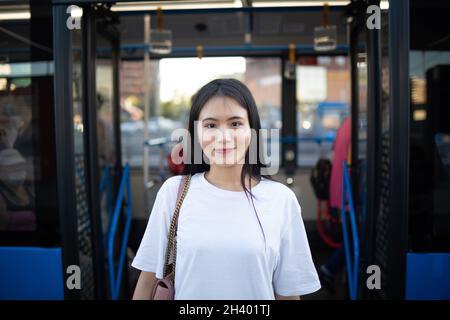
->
[0,247,64,300]
[406,253,450,300]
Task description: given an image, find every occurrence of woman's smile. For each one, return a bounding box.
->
[214,147,236,155]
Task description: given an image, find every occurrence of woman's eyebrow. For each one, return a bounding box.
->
[202,116,245,122]
[202,117,217,122]
[227,116,245,121]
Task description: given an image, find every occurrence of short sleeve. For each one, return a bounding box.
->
[131,177,179,279]
[272,192,321,296]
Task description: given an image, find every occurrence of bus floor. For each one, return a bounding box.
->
[302,220,348,300]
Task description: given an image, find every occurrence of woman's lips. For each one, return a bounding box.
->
[214,147,236,154]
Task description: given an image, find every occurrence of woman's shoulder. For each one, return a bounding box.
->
[153,175,187,210]
[259,177,298,201]
[159,174,184,193]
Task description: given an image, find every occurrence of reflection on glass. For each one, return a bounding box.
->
[96,54,116,246]
[357,46,368,227]
[0,83,36,231]
[357,52,368,161]
[96,60,116,169]
[296,56,350,167]
[0,1,60,246]
[0,16,37,231]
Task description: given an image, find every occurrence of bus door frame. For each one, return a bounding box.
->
[53,1,123,299]
[348,0,410,299]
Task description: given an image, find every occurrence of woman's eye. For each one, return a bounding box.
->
[205,123,215,129]
[231,122,242,128]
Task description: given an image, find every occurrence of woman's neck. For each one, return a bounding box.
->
[205,164,258,191]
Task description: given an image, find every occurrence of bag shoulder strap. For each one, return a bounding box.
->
[176,175,188,208]
[163,174,191,279]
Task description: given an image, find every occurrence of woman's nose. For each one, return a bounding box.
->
[216,126,233,143]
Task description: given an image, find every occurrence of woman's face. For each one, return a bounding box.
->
[197,96,252,167]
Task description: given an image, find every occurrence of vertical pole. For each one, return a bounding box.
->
[82,5,106,300]
[349,20,359,196]
[143,14,151,212]
[52,3,80,300]
[388,0,410,299]
[112,37,123,194]
[281,59,297,175]
[364,5,381,299]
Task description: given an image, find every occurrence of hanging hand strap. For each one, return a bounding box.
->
[163,175,191,280]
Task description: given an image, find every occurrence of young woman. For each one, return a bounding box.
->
[132,79,321,300]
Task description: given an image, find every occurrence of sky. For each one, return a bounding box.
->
[159,57,246,102]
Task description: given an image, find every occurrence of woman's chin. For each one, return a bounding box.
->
[215,163,238,168]
[210,159,246,167]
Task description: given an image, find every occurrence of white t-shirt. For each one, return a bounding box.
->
[132,172,321,300]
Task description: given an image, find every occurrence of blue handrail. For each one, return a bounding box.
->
[341,160,360,300]
[108,163,133,300]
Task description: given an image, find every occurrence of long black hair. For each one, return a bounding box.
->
[182,78,272,199]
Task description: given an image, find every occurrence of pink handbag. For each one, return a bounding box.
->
[151,175,191,300]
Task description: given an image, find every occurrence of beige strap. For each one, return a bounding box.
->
[163,175,191,279]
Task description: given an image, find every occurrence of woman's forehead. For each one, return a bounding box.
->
[199,96,247,120]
